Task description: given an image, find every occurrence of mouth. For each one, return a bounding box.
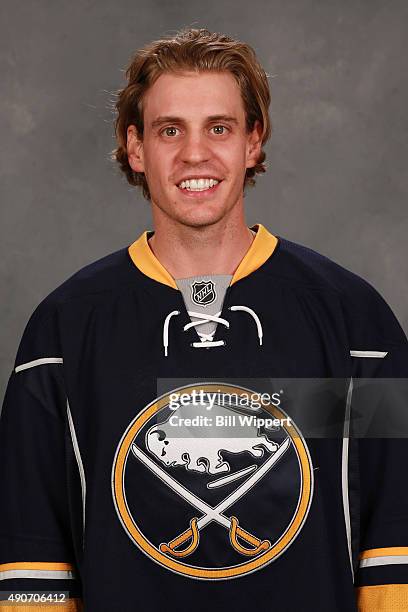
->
[176,177,222,197]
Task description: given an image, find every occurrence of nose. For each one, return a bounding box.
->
[178,131,211,165]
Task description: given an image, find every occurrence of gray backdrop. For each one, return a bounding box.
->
[1,1,407,402]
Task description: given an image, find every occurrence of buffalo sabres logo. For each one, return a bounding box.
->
[191,280,216,306]
[112,383,313,580]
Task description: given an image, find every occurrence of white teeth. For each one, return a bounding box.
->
[179,178,220,191]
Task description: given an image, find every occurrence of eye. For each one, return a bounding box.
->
[211,125,228,135]
[161,126,180,137]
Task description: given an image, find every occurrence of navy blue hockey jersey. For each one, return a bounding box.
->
[1,223,408,611]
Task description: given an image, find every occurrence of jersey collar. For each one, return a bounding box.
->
[128,223,278,290]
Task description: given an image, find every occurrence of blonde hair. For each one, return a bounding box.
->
[111,27,271,200]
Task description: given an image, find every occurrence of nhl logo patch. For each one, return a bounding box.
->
[191,280,217,306]
[112,383,314,580]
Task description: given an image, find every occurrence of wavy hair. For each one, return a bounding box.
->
[110,27,272,200]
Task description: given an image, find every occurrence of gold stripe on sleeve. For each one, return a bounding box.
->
[0,563,74,572]
[360,547,408,559]
[356,584,408,611]
[0,598,83,611]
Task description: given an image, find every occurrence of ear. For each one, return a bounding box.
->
[245,120,263,169]
[127,125,145,173]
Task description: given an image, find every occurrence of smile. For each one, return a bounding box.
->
[177,178,221,192]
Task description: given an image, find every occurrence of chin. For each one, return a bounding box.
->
[173,210,226,229]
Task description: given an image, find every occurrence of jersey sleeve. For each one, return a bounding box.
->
[352,322,408,610]
[0,304,83,610]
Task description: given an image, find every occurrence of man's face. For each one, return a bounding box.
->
[127,71,262,228]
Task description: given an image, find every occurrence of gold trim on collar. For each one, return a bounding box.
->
[128,223,278,289]
[128,231,178,289]
[230,223,278,285]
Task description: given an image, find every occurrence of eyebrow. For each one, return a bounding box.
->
[150,115,239,129]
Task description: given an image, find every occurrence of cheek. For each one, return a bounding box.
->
[215,142,247,170]
[146,149,174,183]
[143,154,164,186]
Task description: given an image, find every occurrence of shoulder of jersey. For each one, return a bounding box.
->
[275,237,407,346]
[16,247,137,349]
[274,236,374,294]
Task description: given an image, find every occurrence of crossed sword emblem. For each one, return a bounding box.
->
[131,437,291,558]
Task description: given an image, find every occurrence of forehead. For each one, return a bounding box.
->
[142,71,246,123]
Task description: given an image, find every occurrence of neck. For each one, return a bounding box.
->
[147,209,254,279]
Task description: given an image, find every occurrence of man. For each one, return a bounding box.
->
[1,27,407,612]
